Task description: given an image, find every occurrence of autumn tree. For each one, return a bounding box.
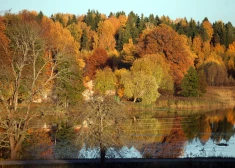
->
[137,24,195,85]
[121,38,137,64]
[97,20,116,51]
[0,20,44,159]
[0,16,77,159]
[41,16,80,55]
[67,22,82,49]
[94,67,116,95]
[131,54,173,92]
[226,41,235,77]
[200,19,213,42]
[76,96,126,166]
[121,71,160,104]
[85,48,109,79]
[201,61,228,86]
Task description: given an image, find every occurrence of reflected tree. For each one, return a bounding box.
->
[75,96,126,167]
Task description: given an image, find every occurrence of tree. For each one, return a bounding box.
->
[0,18,75,159]
[81,29,89,50]
[180,66,199,97]
[84,10,102,31]
[55,54,84,107]
[137,24,195,85]
[76,96,126,167]
[97,20,116,51]
[197,70,207,95]
[67,23,82,49]
[121,71,160,104]
[85,48,109,79]
[121,38,137,64]
[225,22,234,47]
[129,54,174,94]
[201,20,213,42]
[94,67,116,95]
[201,61,228,86]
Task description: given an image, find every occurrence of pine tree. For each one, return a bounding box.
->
[225,22,234,47]
[180,66,199,97]
[37,11,44,22]
[81,29,89,50]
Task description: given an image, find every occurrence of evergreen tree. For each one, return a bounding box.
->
[199,23,209,42]
[188,18,198,39]
[126,11,139,43]
[225,22,234,47]
[180,66,199,97]
[81,29,89,50]
[116,27,124,51]
[84,9,101,30]
[37,11,44,22]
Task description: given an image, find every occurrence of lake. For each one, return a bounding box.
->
[78,107,235,159]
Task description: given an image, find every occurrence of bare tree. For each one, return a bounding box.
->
[76,96,126,167]
[0,20,70,159]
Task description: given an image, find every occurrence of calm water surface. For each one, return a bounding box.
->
[78,108,235,158]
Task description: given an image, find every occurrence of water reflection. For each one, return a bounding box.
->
[138,108,235,158]
[182,108,235,158]
[76,108,235,159]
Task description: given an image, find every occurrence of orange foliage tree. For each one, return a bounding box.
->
[137,24,195,85]
[84,48,109,79]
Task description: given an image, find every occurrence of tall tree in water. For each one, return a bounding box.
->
[77,96,126,167]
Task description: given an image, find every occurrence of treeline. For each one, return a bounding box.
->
[1,9,235,105]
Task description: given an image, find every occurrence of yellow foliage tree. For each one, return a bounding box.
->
[97,20,116,51]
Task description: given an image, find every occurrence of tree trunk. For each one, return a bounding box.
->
[133,97,137,103]
[10,148,18,159]
[100,142,106,168]
[10,137,19,159]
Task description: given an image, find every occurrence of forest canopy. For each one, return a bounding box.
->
[0,10,235,104]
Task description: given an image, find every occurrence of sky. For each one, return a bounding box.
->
[1,0,235,25]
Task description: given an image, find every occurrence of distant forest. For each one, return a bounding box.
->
[1,9,235,105]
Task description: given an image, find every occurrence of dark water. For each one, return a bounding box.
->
[78,108,235,158]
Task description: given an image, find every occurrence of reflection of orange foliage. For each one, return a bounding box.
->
[199,120,211,144]
[142,117,187,158]
[226,110,235,125]
[207,109,235,125]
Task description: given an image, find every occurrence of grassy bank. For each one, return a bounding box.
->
[155,86,235,110]
[123,86,235,114]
